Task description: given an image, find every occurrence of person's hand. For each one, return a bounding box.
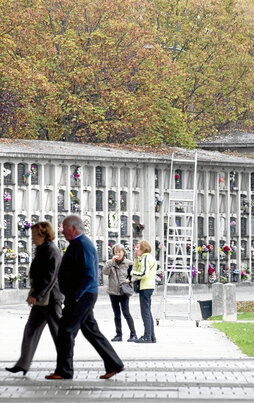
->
[26,296,36,307]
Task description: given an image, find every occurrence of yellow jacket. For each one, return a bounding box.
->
[131,253,157,290]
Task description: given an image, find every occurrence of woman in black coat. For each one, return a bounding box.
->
[6,221,63,375]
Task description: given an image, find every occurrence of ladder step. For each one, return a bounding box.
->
[162,295,193,299]
[164,314,191,319]
[165,283,191,287]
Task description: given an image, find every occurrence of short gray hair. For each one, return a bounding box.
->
[112,243,126,255]
[63,215,84,232]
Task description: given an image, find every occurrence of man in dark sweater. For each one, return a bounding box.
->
[45,215,124,380]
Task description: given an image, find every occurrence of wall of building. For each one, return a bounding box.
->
[0,142,254,297]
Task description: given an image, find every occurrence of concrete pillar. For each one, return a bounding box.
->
[212,282,224,316]
[223,283,237,322]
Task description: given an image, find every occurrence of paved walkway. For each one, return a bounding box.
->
[0,285,254,402]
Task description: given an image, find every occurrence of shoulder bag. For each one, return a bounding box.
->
[115,269,133,297]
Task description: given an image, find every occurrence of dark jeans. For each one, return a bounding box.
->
[139,289,155,340]
[109,294,136,337]
[56,292,123,379]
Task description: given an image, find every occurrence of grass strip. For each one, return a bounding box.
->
[212,322,254,356]
[211,312,254,321]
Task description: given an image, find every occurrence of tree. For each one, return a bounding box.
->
[147,0,254,138]
[0,0,253,145]
[0,0,193,146]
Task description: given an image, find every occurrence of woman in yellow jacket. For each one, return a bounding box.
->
[131,240,157,343]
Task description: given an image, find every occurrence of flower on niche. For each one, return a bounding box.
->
[3,168,11,177]
[71,167,81,180]
[18,220,31,230]
[192,266,197,277]
[3,192,11,201]
[223,244,232,255]
[133,223,144,232]
[156,265,164,283]
[175,174,180,180]
[5,249,17,260]
[230,220,236,227]
[30,165,37,175]
[208,264,215,275]
[241,270,248,280]
[4,273,17,281]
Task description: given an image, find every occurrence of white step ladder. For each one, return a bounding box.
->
[156,152,197,324]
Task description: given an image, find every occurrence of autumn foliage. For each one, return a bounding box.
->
[0,0,253,146]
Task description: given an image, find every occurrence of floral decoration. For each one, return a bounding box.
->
[133,223,145,233]
[208,264,216,283]
[230,171,236,182]
[222,244,232,255]
[175,202,184,212]
[30,165,37,175]
[156,265,164,284]
[197,244,212,255]
[18,251,30,263]
[4,249,17,261]
[108,197,116,208]
[23,172,30,180]
[241,265,250,280]
[71,166,81,182]
[70,191,80,212]
[192,266,197,277]
[3,191,11,201]
[155,192,163,206]
[3,167,11,177]
[4,273,17,282]
[18,220,31,231]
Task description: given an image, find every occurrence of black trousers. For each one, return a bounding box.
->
[16,300,62,371]
[56,292,124,379]
[109,294,136,337]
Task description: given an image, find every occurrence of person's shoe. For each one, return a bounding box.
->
[134,336,152,343]
[5,366,27,375]
[111,335,122,342]
[127,335,138,342]
[45,373,68,380]
[99,367,124,379]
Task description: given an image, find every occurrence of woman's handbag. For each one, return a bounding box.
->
[28,287,51,306]
[28,279,56,306]
[120,282,133,297]
[133,280,140,293]
[115,268,133,297]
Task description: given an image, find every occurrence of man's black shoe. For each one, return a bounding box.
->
[111,335,122,342]
[127,335,138,342]
[134,336,152,343]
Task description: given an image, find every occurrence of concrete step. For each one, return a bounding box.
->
[1,360,254,402]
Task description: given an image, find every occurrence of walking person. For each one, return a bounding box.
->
[131,240,157,343]
[6,222,63,375]
[45,215,124,380]
[103,243,137,342]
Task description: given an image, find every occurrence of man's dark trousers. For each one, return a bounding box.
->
[56,292,124,379]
